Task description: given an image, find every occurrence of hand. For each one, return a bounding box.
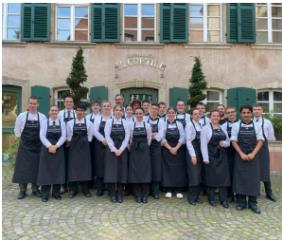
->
[247,152,255,161]
[102,139,107,146]
[48,145,56,154]
[170,147,177,155]
[115,149,122,157]
[219,141,225,147]
[151,133,156,139]
[191,157,197,166]
[204,160,209,164]
[240,152,249,161]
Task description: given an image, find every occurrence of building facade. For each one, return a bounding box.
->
[2,3,282,153]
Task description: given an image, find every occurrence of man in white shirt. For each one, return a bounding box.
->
[13,96,46,199]
[253,104,277,202]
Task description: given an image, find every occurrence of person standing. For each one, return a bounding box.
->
[93,101,112,196]
[253,104,277,202]
[201,110,230,208]
[37,105,66,202]
[217,104,227,125]
[158,102,167,121]
[66,103,93,198]
[114,94,125,117]
[142,100,151,122]
[129,108,152,203]
[185,109,203,205]
[104,105,130,203]
[162,107,187,199]
[196,102,210,127]
[176,100,190,128]
[13,96,46,199]
[231,105,264,214]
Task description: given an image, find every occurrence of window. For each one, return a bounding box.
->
[204,89,223,111]
[54,89,88,110]
[256,3,282,43]
[56,5,89,41]
[189,3,222,43]
[2,3,21,40]
[123,4,155,42]
[257,90,282,118]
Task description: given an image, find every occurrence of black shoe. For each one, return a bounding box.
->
[41,197,48,202]
[117,195,123,203]
[248,204,261,214]
[84,192,92,198]
[266,192,277,202]
[52,194,62,200]
[236,204,247,211]
[136,196,142,203]
[32,190,41,198]
[142,197,148,204]
[209,201,217,207]
[110,195,117,203]
[96,189,104,197]
[152,193,159,199]
[221,201,229,208]
[17,191,26,200]
[68,191,77,198]
[188,200,197,206]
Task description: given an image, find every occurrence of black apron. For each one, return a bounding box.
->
[226,121,237,185]
[148,117,162,182]
[104,120,128,183]
[128,122,151,183]
[89,114,97,178]
[37,119,65,185]
[176,112,187,128]
[13,112,41,184]
[259,118,270,182]
[68,118,91,182]
[186,121,202,186]
[162,122,187,188]
[233,121,260,196]
[94,116,107,178]
[204,124,230,187]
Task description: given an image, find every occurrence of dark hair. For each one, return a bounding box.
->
[189,108,199,115]
[29,96,38,101]
[91,101,101,106]
[217,104,225,108]
[64,96,74,101]
[159,101,166,106]
[135,107,144,113]
[240,105,253,113]
[151,103,159,108]
[210,109,220,116]
[176,100,185,105]
[196,102,205,107]
[167,107,176,113]
[115,94,123,99]
[253,103,263,109]
[142,100,150,104]
[113,105,122,111]
[226,106,236,111]
[75,102,87,110]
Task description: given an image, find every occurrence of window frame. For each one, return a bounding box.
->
[2,3,21,41]
[257,89,282,117]
[55,4,90,42]
[203,89,224,110]
[123,3,156,43]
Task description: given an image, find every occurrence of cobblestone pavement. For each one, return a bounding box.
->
[2,166,282,240]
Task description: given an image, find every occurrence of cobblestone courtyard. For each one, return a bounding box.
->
[2,166,282,240]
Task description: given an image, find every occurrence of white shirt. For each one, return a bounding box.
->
[176,112,191,126]
[230,120,264,142]
[66,117,93,142]
[162,120,186,145]
[130,120,152,146]
[86,112,100,123]
[104,117,130,152]
[147,116,165,142]
[200,124,230,163]
[14,111,47,137]
[199,116,210,127]
[93,115,112,142]
[58,109,76,123]
[221,120,238,137]
[185,120,202,158]
[40,118,66,148]
[253,117,276,141]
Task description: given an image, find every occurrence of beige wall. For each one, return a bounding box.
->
[2,42,282,105]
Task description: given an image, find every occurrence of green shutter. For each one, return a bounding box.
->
[91,3,120,42]
[31,86,50,115]
[160,4,171,43]
[21,3,50,42]
[90,86,108,102]
[169,87,188,108]
[227,3,238,43]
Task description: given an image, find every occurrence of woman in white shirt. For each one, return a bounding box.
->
[185,109,203,205]
[104,105,130,203]
[200,110,230,208]
[37,105,66,202]
[162,107,187,199]
[128,108,152,204]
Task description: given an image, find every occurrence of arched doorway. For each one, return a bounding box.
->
[121,88,158,106]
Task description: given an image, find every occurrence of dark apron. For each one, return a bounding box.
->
[162,122,187,188]
[94,116,107,178]
[148,118,162,182]
[37,120,65,185]
[233,121,260,196]
[186,121,202,186]
[128,122,151,183]
[104,120,128,183]
[13,113,41,184]
[176,113,186,128]
[259,118,270,182]
[68,118,91,182]
[89,114,97,178]
[204,124,230,187]
[226,121,237,186]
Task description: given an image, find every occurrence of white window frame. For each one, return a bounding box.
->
[189,3,223,43]
[257,89,282,117]
[203,89,224,108]
[256,3,282,43]
[123,3,156,43]
[2,3,21,41]
[56,4,90,42]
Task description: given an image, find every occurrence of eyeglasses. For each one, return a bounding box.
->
[227,111,235,114]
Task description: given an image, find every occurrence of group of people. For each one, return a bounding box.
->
[12,93,277,214]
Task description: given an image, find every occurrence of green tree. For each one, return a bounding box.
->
[66,47,88,106]
[188,56,207,108]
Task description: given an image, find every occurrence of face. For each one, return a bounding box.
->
[150,105,159,117]
[226,108,237,121]
[210,111,220,124]
[115,96,123,105]
[167,109,176,121]
[64,97,74,110]
[159,104,166,115]
[142,102,150,113]
[132,102,141,112]
[91,103,100,114]
[29,99,38,112]
[217,105,225,117]
[196,104,206,116]
[102,102,111,114]
[176,101,185,113]
[253,107,263,118]
[49,106,58,119]
[76,108,85,119]
[114,107,122,119]
[240,108,253,122]
[135,109,144,121]
[126,106,133,117]
[192,109,200,122]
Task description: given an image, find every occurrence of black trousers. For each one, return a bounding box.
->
[151,182,160,194]
[133,183,150,198]
[264,181,273,194]
[236,194,257,207]
[108,183,124,197]
[19,183,39,192]
[69,181,90,194]
[163,187,183,194]
[188,186,200,202]
[41,184,60,198]
[206,187,227,202]
[96,177,105,192]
